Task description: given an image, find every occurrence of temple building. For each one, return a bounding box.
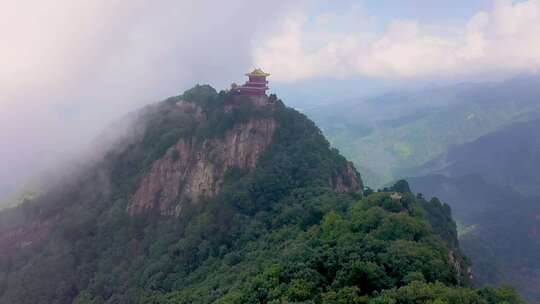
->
[235,68,270,96]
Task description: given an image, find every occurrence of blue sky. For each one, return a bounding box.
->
[301,0,495,34]
[356,0,493,22]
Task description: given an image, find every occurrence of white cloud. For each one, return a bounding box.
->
[254,0,540,82]
[0,0,289,199]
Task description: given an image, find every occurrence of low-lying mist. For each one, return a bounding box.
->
[0,0,289,204]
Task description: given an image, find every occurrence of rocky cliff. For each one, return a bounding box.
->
[128,93,362,216]
[128,117,278,216]
[0,213,59,259]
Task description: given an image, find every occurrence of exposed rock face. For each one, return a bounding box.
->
[0,214,60,259]
[332,161,363,193]
[128,118,278,216]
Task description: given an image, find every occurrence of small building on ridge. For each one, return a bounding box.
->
[234,68,270,96]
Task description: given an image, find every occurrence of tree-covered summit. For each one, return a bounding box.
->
[0,85,522,304]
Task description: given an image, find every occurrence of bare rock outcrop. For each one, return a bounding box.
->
[332,161,363,193]
[128,118,278,216]
[0,214,60,259]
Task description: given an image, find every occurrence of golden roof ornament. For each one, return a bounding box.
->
[246,68,270,77]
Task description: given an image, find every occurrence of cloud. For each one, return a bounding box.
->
[0,0,289,200]
[254,0,540,82]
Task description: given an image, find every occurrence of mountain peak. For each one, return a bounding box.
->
[126,85,362,216]
[0,83,521,304]
[0,83,363,259]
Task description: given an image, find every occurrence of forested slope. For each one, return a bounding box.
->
[0,86,522,304]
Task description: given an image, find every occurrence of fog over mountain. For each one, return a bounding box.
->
[2,1,540,200]
[0,0,288,202]
[0,0,540,203]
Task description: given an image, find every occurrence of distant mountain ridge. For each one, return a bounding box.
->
[413,118,540,197]
[408,173,540,301]
[407,119,540,301]
[306,74,540,188]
